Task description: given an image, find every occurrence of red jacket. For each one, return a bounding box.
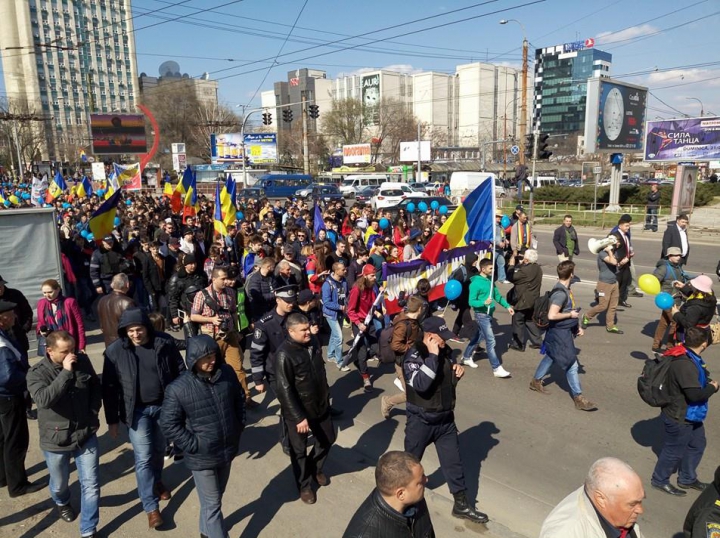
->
[36,295,86,351]
[347,285,377,325]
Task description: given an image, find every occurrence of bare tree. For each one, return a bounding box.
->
[372,98,424,163]
[0,99,48,169]
[190,101,242,160]
[321,98,368,147]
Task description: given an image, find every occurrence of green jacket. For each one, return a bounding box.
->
[468,274,510,315]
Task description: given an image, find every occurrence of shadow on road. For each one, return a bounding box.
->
[631,415,664,457]
[329,419,398,478]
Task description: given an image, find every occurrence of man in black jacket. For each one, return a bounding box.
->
[161,335,245,538]
[27,331,101,538]
[684,465,720,538]
[403,316,488,524]
[552,215,580,262]
[662,213,691,265]
[275,313,336,504]
[102,308,185,529]
[651,327,719,496]
[245,257,276,323]
[645,184,661,232]
[507,249,543,351]
[166,254,207,330]
[0,275,33,355]
[342,451,434,538]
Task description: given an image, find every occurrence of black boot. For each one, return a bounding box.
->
[452,491,489,524]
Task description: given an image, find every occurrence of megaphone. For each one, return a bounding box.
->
[588,235,617,254]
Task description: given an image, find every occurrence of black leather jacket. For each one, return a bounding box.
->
[274,337,329,423]
[342,489,435,538]
[166,269,207,319]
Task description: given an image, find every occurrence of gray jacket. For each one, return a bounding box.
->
[27,354,102,452]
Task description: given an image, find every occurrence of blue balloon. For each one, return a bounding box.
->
[97,189,105,197]
[379,218,390,230]
[406,202,416,213]
[430,200,439,211]
[501,215,511,228]
[62,202,71,209]
[418,201,428,212]
[445,279,462,301]
[114,217,121,227]
[236,211,244,221]
[126,199,133,206]
[3,200,10,208]
[439,205,448,215]
[80,230,88,239]
[22,193,30,200]
[655,292,674,310]
[86,233,94,241]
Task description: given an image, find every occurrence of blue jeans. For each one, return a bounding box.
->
[533,356,582,397]
[651,413,706,486]
[325,316,343,364]
[128,405,165,513]
[495,250,507,281]
[43,434,100,537]
[192,464,232,538]
[462,312,501,370]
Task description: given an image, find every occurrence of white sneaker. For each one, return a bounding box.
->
[501,280,511,284]
[493,366,511,378]
[337,362,350,372]
[462,358,479,368]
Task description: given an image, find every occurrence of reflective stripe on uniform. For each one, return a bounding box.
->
[251,366,264,373]
[251,342,264,350]
[420,365,436,380]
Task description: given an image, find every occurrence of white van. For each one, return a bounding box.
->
[524,176,559,191]
[449,172,507,198]
[339,175,388,197]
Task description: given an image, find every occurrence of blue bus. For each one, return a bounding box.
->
[256,174,312,198]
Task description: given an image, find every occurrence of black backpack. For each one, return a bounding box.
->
[533,288,568,329]
[378,319,412,364]
[637,353,678,407]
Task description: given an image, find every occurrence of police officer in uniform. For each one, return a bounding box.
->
[403,315,489,524]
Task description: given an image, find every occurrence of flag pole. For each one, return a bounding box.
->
[488,177,497,303]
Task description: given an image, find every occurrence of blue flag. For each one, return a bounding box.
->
[313,202,326,239]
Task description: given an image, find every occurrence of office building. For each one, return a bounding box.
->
[0,0,140,162]
[533,40,612,135]
[139,63,219,110]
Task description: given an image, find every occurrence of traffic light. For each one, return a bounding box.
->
[537,133,552,160]
[308,104,319,119]
[282,108,293,123]
[262,112,272,125]
[524,134,535,160]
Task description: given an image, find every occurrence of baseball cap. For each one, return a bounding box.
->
[666,247,682,256]
[282,245,295,255]
[164,217,173,224]
[362,264,376,276]
[421,315,457,341]
[515,204,524,211]
[0,299,17,313]
[183,253,196,265]
[297,289,315,305]
[183,228,194,236]
[275,285,298,303]
[103,234,115,242]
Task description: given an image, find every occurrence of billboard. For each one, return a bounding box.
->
[342,143,372,165]
[362,74,380,125]
[244,133,278,165]
[213,132,244,161]
[90,114,147,155]
[644,117,720,162]
[584,78,647,153]
[399,141,431,162]
[672,164,698,216]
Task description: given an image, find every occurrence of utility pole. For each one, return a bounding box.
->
[519,37,528,165]
[417,121,422,182]
[529,128,539,222]
[302,94,310,175]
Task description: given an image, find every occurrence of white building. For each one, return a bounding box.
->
[412,71,455,146]
[0,0,140,161]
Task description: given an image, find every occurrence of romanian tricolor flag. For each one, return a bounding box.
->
[220,174,236,227]
[163,181,174,198]
[77,176,93,198]
[213,182,228,236]
[181,168,198,222]
[171,166,194,213]
[45,171,67,203]
[89,188,122,241]
[420,176,495,265]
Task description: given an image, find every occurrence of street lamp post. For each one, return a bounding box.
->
[686,97,704,117]
[500,19,528,165]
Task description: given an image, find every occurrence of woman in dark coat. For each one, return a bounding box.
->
[672,274,716,343]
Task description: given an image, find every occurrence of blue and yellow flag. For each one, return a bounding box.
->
[77,176,93,198]
[89,189,122,241]
[221,174,237,227]
[214,182,228,236]
[45,171,67,203]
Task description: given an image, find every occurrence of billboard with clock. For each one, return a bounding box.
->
[584,78,648,153]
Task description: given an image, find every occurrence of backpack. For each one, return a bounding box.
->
[637,353,675,407]
[532,288,568,329]
[378,319,412,364]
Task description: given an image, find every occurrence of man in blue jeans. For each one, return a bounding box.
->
[27,330,102,538]
[321,262,348,366]
[528,261,597,411]
[102,308,185,529]
[463,258,514,378]
[651,327,718,496]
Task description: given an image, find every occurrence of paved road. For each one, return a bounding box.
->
[2,225,717,538]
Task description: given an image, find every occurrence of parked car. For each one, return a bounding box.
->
[237,187,266,200]
[338,175,388,197]
[383,196,458,221]
[296,184,345,205]
[408,182,428,193]
[372,182,427,211]
[354,185,379,204]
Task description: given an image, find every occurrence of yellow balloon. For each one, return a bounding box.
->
[8,195,19,205]
[638,273,661,295]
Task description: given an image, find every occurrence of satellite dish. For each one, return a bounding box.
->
[159,60,180,77]
[201,72,210,80]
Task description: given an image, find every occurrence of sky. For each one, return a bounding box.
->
[4,0,720,120]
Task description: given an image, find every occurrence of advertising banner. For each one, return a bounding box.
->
[90,162,106,181]
[644,117,720,162]
[213,132,244,162]
[244,133,278,164]
[90,114,147,155]
[362,74,380,125]
[114,163,142,191]
[584,79,647,153]
[671,165,698,217]
[399,141,432,162]
[342,143,372,164]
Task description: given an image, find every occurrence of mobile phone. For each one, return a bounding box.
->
[177,309,187,319]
